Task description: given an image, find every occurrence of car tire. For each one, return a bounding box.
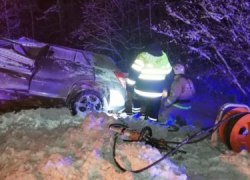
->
[71,90,103,117]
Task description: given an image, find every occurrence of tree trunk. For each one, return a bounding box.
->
[137,1,141,44]
[29,5,35,39]
[3,0,10,37]
[57,0,64,39]
[148,0,152,38]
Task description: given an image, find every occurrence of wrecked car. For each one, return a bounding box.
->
[0,37,127,116]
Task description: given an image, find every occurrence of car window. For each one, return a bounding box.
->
[47,46,75,61]
[11,37,49,58]
[47,46,91,66]
[83,51,117,70]
[75,51,91,66]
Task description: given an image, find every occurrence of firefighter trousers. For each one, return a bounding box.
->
[132,94,162,121]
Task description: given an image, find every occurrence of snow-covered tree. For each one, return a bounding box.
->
[0,0,21,38]
[152,0,250,96]
[0,0,249,96]
[70,0,157,68]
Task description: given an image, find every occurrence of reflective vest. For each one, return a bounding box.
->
[127,51,172,98]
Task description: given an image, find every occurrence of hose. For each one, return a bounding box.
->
[110,112,248,173]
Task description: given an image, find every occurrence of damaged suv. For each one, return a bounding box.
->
[0,37,127,116]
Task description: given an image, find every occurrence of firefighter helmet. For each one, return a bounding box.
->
[173,64,185,74]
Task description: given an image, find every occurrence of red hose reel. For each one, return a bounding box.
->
[217,104,250,152]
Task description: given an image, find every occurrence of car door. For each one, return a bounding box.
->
[30,57,95,99]
[0,48,34,91]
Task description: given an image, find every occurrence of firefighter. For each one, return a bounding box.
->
[158,64,196,126]
[126,42,174,121]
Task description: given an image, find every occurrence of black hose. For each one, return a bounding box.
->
[186,112,249,144]
[160,112,249,145]
[112,135,126,172]
[110,112,249,173]
[112,133,180,173]
[109,123,128,129]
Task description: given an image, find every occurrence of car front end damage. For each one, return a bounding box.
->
[66,77,127,116]
[106,86,126,114]
[0,36,127,116]
[94,67,127,114]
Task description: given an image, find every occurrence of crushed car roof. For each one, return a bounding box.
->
[0,48,34,75]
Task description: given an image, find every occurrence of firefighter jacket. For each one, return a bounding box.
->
[164,75,195,107]
[126,51,172,98]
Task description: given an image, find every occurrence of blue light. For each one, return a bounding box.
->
[165,117,176,127]
[131,112,141,119]
[240,146,247,151]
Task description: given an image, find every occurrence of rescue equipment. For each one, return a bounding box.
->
[109,103,250,173]
[216,103,250,152]
[109,122,215,173]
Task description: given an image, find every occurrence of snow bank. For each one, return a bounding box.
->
[0,107,249,179]
[0,108,187,179]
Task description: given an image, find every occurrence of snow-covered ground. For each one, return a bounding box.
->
[0,107,249,180]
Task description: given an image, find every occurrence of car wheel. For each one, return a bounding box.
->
[72,90,103,117]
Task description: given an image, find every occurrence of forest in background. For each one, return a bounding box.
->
[0,0,249,99]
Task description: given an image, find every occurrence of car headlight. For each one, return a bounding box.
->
[109,89,125,107]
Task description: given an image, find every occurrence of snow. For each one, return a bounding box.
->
[152,0,250,96]
[0,107,249,179]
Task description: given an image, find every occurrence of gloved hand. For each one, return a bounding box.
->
[162,89,168,98]
[163,99,171,108]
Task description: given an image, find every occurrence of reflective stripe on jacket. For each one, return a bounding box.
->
[127,51,172,98]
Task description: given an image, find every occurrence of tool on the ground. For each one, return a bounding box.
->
[109,123,186,152]
[109,122,212,173]
[109,122,214,173]
[109,123,142,141]
[109,103,250,173]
